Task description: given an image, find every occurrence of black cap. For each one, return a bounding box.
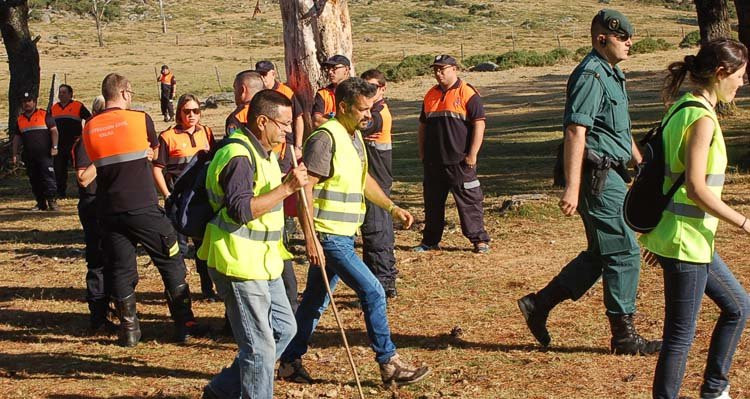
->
[322,55,351,68]
[255,60,275,73]
[161,64,169,70]
[430,54,458,67]
[21,91,36,101]
[594,9,634,37]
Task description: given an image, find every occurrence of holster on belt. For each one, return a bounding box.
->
[584,149,631,196]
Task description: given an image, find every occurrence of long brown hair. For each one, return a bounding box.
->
[662,38,748,104]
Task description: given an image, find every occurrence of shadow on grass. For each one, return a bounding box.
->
[0,351,212,381]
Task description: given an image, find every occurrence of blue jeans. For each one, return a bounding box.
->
[207,269,296,399]
[281,233,397,364]
[653,253,750,399]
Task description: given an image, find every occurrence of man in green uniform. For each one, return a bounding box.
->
[517,9,661,355]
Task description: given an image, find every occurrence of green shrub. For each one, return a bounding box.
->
[467,3,490,15]
[630,37,674,54]
[679,30,701,48]
[406,10,469,25]
[496,50,554,70]
[377,54,435,82]
[547,48,573,62]
[575,46,591,59]
[30,0,121,20]
[463,53,497,67]
[433,0,463,6]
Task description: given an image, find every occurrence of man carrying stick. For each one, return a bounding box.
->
[278,77,431,387]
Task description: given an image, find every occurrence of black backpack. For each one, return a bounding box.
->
[623,100,708,233]
[165,136,253,239]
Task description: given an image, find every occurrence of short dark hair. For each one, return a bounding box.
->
[335,77,377,109]
[234,70,264,91]
[59,84,73,95]
[360,69,386,87]
[248,89,293,122]
[101,73,129,101]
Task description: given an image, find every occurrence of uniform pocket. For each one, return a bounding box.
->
[593,215,638,255]
[160,233,180,258]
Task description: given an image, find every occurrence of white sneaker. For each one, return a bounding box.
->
[701,385,730,399]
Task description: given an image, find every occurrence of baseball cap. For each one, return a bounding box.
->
[322,55,351,68]
[430,54,458,68]
[21,91,36,101]
[594,9,634,37]
[255,60,275,74]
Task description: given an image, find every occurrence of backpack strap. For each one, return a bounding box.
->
[660,100,711,201]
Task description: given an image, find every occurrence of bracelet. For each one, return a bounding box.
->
[386,203,397,214]
[741,217,748,230]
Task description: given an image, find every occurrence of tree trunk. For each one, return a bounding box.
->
[279,0,354,134]
[158,0,167,34]
[735,0,750,51]
[694,0,731,43]
[0,0,41,136]
[93,0,104,47]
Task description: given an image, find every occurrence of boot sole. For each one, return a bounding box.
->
[517,296,551,347]
[388,368,432,387]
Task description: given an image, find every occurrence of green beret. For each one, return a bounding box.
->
[595,9,634,37]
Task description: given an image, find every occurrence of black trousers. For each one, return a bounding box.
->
[160,97,174,119]
[422,162,490,246]
[53,133,78,198]
[100,205,187,300]
[78,197,108,311]
[25,152,57,205]
[177,233,214,296]
[362,147,397,285]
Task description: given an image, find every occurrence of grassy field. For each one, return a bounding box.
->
[3,0,750,398]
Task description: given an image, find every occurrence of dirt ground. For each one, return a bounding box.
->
[2,1,750,398]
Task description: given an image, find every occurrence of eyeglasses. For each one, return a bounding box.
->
[263,115,292,130]
[122,89,135,97]
[326,65,347,72]
[182,108,201,115]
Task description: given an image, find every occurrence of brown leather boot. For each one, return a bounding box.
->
[379,353,430,387]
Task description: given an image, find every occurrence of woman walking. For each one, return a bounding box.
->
[641,38,750,399]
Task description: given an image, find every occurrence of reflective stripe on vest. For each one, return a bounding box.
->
[82,109,151,167]
[17,109,49,134]
[306,119,367,236]
[197,131,290,280]
[51,101,84,122]
[639,93,727,264]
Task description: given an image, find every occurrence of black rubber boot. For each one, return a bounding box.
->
[517,279,569,347]
[115,293,141,347]
[608,313,662,356]
[166,283,209,343]
[47,198,59,211]
[89,299,116,334]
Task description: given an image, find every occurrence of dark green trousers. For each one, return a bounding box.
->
[555,168,641,315]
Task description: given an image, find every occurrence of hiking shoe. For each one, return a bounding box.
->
[517,293,551,347]
[411,243,440,252]
[473,242,490,254]
[278,359,314,384]
[701,385,731,399]
[30,203,47,211]
[47,199,59,211]
[379,353,431,387]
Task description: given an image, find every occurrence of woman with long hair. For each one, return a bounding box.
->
[641,38,750,399]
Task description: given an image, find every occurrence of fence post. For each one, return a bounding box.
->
[214,66,223,92]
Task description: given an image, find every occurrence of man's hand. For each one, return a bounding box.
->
[50,147,58,156]
[363,132,382,142]
[305,235,326,268]
[294,146,303,160]
[284,162,308,193]
[146,148,155,161]
[391,206,414,229]
[464,153,477,168]
[558,186,579,216]
[11,155,18,165]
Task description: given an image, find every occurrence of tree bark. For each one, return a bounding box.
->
[279,0,354,134]
[93,0,104,47]
[1,0,41,136]
[694,0,731,43]
[735,0,750,51]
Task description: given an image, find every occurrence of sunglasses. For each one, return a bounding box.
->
[326,65,347,72]
[612,32,632,42]
[182,108,201,115]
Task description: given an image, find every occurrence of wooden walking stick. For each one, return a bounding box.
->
[290,155,366,399]
[46,73,57,112]
[153,66,161,98]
